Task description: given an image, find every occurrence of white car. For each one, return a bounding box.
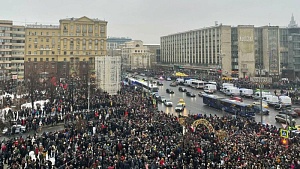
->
[167,77,172,81]
[164,100,173,107]
[175,104,184,112]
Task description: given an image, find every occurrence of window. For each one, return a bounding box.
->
[28,58,31,61]
[64,51,67,55]
[29,38,31,42]
[52,64,55,69]
[28,45,31,48]
[40,51,43,55]
[95,39,98,45]
[46,38,49,42]
[46,58,49,61]
[82,25,87,32]
[83,39,86,45]
[34,58,37,62]
[40,58,43,61]
[64,58,67,61]
[89,39,92,44]
[34,45,37,49]
[52,58,55,61]
[41,38,43,42]
[52,51,55,55]
[52,32,55,36]
[88,25,93,32]
[28,51,31,54]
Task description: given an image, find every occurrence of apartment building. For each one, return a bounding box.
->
[107,37,132,49]
[0,20,25,81]
[160,24,282,78]
[121,40,155,70]
[24,16,107,80]
[95,54,121,95]
[280,15,300,80]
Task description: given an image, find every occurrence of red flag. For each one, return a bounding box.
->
[50,77,57,86]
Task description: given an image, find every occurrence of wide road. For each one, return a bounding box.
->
[155,80,298,128]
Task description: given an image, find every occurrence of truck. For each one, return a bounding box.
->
[220,83,234,93]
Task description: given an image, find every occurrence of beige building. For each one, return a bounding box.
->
[121,40,154,69]
[0,20,25,81]
[144,44,160,67]
[25,16,107,79]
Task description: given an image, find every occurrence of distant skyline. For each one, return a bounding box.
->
[2,0,299,43]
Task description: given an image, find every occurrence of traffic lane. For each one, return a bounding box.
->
[158,81,287,128]
[0,124,64,141]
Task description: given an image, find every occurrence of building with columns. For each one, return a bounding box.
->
[24,16,107,80]
[121,40,154,70]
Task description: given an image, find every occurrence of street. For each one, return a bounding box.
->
[156,80,297,128]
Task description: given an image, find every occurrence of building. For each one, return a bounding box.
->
[280,14,300,80]
[95,54,121,95]
[144,44,160,67]
[0,20,25,81]
[107,37,132,50]
[24,16,107,80]
[121,40,154,70]
[160,24,282,78]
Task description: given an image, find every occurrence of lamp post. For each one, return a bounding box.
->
[259,56,263,123]
[218,53,225,86]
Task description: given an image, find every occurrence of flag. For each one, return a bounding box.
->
[50,76,57,86]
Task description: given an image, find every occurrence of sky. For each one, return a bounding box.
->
[2,0,299,44]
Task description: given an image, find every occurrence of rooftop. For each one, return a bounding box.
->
[26,24,59,29]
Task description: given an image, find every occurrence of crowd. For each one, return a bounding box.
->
[1,83,300,168]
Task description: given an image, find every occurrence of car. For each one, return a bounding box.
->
[157,81,163,86]
[166,77,172,81]
[164,100,173,107]
[186,91,196,97]
[253,105,269,115]
[158,96,166,103]
[179,87,187,92]
[275,114,295,125]
[279,109,298,118]
[175,104,184,112]
[294,108,300,116]
[2,124,26,135]
[252,102,269,108]
[230,96,243,102]
[178,99,186,107]
[198,92,207,97]
[170,82,178,87]
[166,89,174,94]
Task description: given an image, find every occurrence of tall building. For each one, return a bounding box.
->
[160,24,281,78]
[0,20,25,81]
[24,16,107,80]
[280,14,300,80]
[107,37,132,49]
[95,53,121,95]
[121,40,155,70]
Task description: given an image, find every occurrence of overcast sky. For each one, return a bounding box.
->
[2,0,299,43]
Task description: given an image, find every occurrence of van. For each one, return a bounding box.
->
[264,95,279,106]
[252,91,272,100]
[184,79,195,87]
[176,78,184,83]
[240,88,253,98]
[225,87,240,96]
[221,83,234,93]
[204,84,217,94]
[279,96,292,106]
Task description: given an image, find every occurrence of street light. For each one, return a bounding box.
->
[218,53,225,86]
[259,56,263,123]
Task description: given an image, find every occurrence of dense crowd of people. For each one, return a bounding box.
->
[1,82,300,168]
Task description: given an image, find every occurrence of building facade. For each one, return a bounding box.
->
[0,20,25,81]
[107,37,132,50]
[24,16,107,80]
[160,24,282,78]
[280,15,300,80]
[144,44,160,67]
[121,40,154,70]
[95,55,121,95]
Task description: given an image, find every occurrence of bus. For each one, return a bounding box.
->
[203,95,255,117]
[126,77,159,93]
[191,80,205,89]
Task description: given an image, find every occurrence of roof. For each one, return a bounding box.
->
[59,16,107,23]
